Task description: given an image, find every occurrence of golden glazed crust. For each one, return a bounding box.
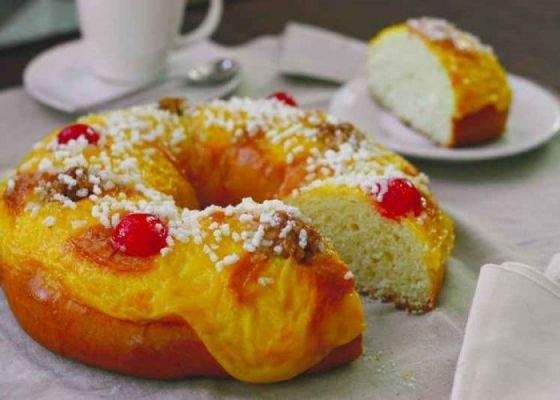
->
[2,267,362,379]
[452,105,508,147]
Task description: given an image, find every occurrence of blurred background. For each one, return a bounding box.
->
[0,0,558,91]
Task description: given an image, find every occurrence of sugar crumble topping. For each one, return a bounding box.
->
[42,216,56,227]
[193,97,363,166]
[299,162,429,205]
[192,98,409,194]
[407,17,493,54]
[344,271,354,281]
[71,220,87,229]
[4,97,426,275]
[257,276,274,287]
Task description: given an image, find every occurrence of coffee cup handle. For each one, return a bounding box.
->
[176,0,223,48]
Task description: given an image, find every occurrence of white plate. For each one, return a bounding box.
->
[329,75,560,161]
[23,39,241,114]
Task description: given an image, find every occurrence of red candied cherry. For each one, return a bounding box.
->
[111,213,168,257]
[374,178,423,220]
[57,123,100,145]
[267,91,298,107]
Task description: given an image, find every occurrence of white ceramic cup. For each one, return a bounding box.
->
[76,0,223,85]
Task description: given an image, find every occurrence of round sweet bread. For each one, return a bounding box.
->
[0,96,453,382]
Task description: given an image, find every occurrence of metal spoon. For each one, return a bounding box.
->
[82,58,241,113]
[135,57,241,90]
[184,58,241,85]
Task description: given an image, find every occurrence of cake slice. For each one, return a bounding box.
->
[290,172,454,313]
[367,17,512,147]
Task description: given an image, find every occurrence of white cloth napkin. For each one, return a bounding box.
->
[451,258,560,399]
[279,22,367,83]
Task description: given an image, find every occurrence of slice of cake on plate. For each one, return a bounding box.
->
[367,17,512,147]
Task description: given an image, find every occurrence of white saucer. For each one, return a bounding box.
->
[329,75,560,161]
[23,39,241,114]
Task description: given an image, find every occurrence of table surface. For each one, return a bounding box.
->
[1,0,559,92]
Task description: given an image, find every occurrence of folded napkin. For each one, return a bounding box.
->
[452,258,560,399]
[279,22,367,83]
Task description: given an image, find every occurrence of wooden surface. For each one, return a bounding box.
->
[1,0,558,91]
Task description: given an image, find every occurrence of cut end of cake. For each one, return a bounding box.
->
[290,184,450,313]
